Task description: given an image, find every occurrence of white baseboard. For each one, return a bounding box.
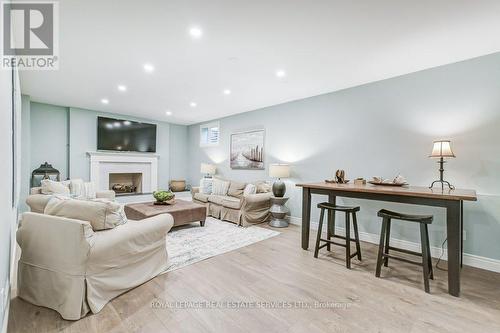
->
[1,279,10,333]
[287,216,500,273]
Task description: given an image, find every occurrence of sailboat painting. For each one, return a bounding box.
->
[230,129,265,169]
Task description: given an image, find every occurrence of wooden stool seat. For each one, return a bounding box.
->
[377,209,433,224]
[375,209,434,293]
[317,202,361,212]
[314,203,362,269]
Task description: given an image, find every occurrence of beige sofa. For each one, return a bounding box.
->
[18,196,173,320]
[192,180,272,226]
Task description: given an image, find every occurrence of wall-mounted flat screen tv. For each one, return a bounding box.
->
[97,116,157,152]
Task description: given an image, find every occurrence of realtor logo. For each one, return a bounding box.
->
[1,1,59,70]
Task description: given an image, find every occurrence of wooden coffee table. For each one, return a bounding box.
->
[124,199,207,227]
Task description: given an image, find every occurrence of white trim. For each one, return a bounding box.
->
[0,279,9,333]
[288,216,500,273]
[1,302,9,333]
[199,121,220,147]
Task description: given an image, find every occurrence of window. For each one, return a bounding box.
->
[200,121,220,147]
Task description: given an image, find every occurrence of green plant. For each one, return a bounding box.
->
[153,190,174,202]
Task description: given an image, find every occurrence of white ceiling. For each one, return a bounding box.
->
[20,0,500,125]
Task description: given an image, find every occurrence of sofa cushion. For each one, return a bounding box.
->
[41,179,70,196]
[44,196,127,231]
[222,196,242,209]
[193,192,209,203]
[208,195,226,205]
[26,194,53,213]
[212,178,230,196]
[227,181,247,198]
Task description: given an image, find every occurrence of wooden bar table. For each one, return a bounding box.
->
[296,182,477,297]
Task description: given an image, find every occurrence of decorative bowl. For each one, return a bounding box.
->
[153,190,175,205]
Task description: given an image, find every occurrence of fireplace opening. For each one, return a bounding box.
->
[109,173,143,196]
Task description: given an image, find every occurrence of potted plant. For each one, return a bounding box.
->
[153,190,175,205]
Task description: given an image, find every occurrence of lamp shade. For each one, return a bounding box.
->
[269,164,290,178]
[430,140,455,158]
[200,163,216,175]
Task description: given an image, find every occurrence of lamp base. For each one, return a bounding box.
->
[430,157,455,191]
[272,179,286,197]
[429,180,455,191]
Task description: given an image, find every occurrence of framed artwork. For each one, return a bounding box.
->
[230,129,265,169]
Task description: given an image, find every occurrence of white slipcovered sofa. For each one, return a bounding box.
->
[17,194,173,320]
[192,179,272,226]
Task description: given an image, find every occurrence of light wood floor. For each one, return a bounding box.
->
[8,224,500,333]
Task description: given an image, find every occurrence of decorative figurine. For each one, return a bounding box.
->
[335,169,345,183]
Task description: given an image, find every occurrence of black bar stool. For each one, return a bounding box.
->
[314,202,362,269]
[375,209,434,293]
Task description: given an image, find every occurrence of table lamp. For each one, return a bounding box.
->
[269,164,290,197]
[200,163,216,178]
[429,140,455,190]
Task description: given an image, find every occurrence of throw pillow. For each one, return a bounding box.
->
[199,178,213,194]
[243,183,256,196]
[44,196,127,231]
[255,181,272,193]
[69,179,85,197]
[227,181,247,198]
[212,178,230,196]
[40,179,70,196]
[83,182,97,199]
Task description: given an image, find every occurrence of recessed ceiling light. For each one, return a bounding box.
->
[143,63,155,72]
[189,27,203,38]
[117,85,127,92]
[113,121,121,128]
[101,98,109,104]
[165,110,172,116]
[105,123,113,129]
[276,70,286,78]
[190,102,197,107]
[123,120,131,126]
[223,89,231,95]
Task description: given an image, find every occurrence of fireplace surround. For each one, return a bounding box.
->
[87,151,158,194]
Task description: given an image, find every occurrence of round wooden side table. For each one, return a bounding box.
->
[269,196,289,228]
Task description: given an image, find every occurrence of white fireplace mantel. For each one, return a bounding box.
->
[87,151,159,192]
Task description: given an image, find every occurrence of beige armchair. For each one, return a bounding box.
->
[16,211,173,320]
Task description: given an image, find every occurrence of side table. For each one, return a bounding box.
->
[269,196,289,228]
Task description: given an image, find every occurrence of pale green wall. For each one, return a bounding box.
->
[29,102,69,180]
[169,124,189,182]
[20,102,188,204]
[186,53,500,261]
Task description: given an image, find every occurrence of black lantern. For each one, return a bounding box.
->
[31,162,60,188]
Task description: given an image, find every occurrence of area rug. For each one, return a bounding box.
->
[164,217,280,272]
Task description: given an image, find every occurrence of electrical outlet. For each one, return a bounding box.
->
[463,231,467,241]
